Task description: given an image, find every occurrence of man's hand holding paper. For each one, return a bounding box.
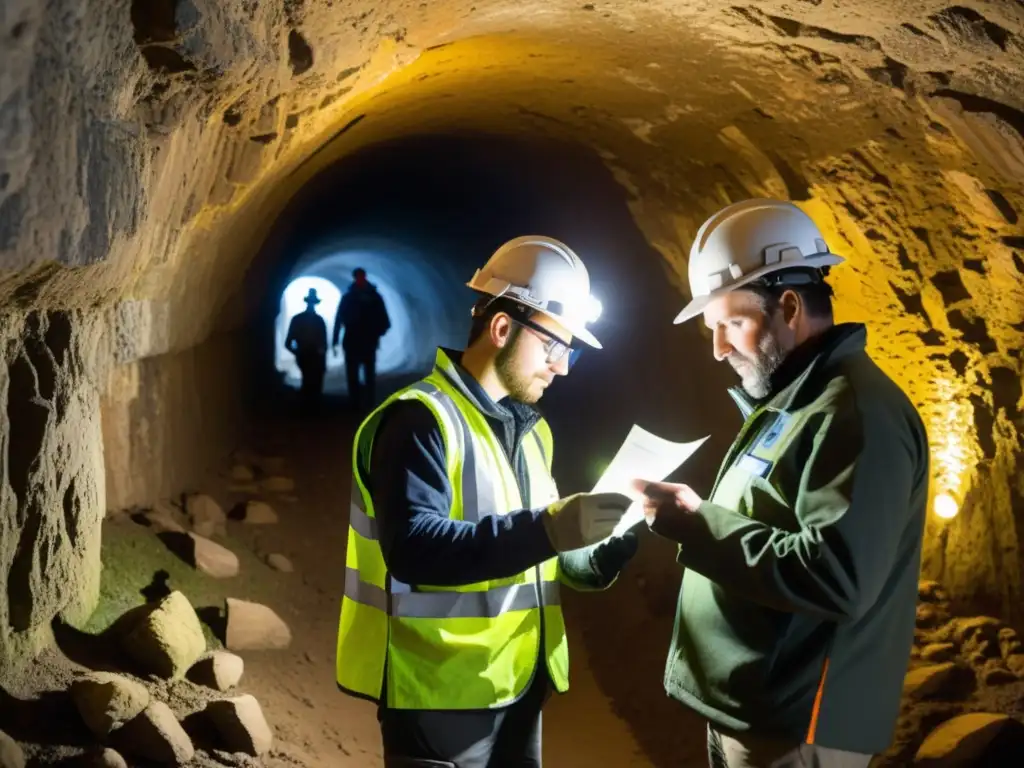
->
[631,479,704,539]
[590,426,709,539]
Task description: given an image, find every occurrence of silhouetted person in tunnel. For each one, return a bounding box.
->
[332,267,391,412]
[633,200,929,768]
[335,236,640,768]
[285,287,328,414]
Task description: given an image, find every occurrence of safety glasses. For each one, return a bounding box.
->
[509,316,583,370]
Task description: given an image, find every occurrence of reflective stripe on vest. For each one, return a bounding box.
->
[343,565,561,618]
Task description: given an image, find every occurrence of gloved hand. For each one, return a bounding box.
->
[541,492,633,552]
[591,530,639,583]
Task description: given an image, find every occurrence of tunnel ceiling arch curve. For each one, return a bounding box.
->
[1,0,1024,659]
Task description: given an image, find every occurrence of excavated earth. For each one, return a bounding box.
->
[1,0,1024,766]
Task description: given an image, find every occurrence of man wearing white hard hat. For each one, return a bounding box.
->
[335,235,639,766]
[634,200,930,767]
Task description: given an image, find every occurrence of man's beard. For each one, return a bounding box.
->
[496,338,541,404]
[727,331,785,399]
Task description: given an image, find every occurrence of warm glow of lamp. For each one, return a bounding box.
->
[934,492,959,520]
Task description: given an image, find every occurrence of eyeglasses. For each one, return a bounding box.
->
[509,316,583,369]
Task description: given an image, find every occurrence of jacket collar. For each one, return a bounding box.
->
[432,348,542,431]
[728,323,867,417]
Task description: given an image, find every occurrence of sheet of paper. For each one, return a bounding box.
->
[591,425,709,538]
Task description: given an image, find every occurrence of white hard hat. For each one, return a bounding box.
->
[467,235,603,348]
[675,199,845,324]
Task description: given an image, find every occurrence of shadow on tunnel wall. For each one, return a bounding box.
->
[237,131,740,763]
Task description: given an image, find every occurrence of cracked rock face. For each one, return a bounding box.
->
[0,0,1022,675]
[0,311,105,671]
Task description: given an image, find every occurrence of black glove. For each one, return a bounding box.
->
[591,530,639,583]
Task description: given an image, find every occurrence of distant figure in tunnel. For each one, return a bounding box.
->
[335,236,639,767]
[332,267,391,412]
[634,200,929,768]
[284,287,328,414]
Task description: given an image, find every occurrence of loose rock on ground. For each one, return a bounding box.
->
[206,694,274,756]
[225,598,292,651]
[115,701,195,765]
[0,730,24,768]
[121,591,208,679]
[70,672,150,738]
[188,651,245,692]
[188,533,240,578]
[186,493,227,538]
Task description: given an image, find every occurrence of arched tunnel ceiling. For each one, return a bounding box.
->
[2,0,1023,340]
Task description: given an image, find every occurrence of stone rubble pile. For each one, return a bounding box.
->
[25,455,298,764]
[900,579,1024,766]
[60,590,279,765]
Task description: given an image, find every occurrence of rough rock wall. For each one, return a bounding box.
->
[0,311,105,673]
[100,331,245,512]
[618,100,1024,624]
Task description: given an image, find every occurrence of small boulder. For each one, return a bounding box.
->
[206,695,273,756]
[189,534,240,578]
[188,652,245,692]
[225,598,292,651]
[916,603,948,629]
[92,748,128,768]
[186,494,227,538]
[229,464,255,482]
[141,503,189,534]
[914,712,1021,766]
[1007,654,1024,677]
[999,626,1022,659]
[918,580,949,604]
[122,591,207,679]
[236,500,278,525]
[262,476,295,493]
[0,730,24,768]
[981,660,1017,686]
[953,616,1001,652]
[265,553,294,573]
[71,672,150,738]
[921,643,956,664]
[903,662,974,701]
[116,701,194,765]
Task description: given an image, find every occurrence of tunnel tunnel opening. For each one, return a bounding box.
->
[273,240,467,397]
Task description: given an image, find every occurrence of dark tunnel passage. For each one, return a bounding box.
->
[240,132,742,764]
[245,132,737,493]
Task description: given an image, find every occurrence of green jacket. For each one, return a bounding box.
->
[658,323,929,754]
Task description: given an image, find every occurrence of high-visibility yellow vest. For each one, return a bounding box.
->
[335,349,570,709]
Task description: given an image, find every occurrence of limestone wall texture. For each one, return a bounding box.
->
[0,0,1022,664]
[0,310,105,671]
[99,331,244,512]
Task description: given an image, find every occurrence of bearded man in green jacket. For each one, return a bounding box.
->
[636,199,930,768]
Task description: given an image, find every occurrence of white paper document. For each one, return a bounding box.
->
[591,425,709,538]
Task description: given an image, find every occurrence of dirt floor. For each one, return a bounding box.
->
[1,397,705,767]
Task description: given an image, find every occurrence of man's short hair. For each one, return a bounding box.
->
[353,267,366,279]
[743,268,834,320]
[466,295,530,346]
